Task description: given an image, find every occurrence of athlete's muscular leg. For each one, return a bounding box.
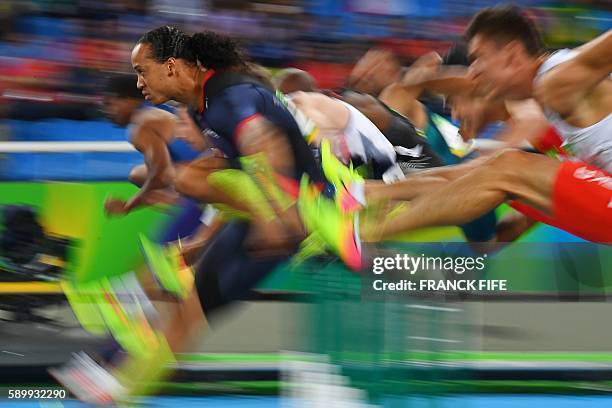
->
[365,150,560,240]
[365,176,449,202]
[161,285,207,353]
[365,156,487,202]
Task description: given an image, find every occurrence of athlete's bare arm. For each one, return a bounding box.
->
[378,52,480,130]
[447,96,509,141]
[535,30,612,120]
[399,52,474,98]
[237,117,296,178]
[347,49,403,96]
[493,99,549,147]
[105,108,177,215]
[289,91,349,142]
[377,71,478,132]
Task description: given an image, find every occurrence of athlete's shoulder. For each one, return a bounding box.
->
[128,105,177,145]
[536,49,578,79]
[205,83,262,115]
[154,103,177,114]
[132,104,177,126]
[222,81,272,100]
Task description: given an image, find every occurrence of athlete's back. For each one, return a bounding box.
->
[191,74,325,183]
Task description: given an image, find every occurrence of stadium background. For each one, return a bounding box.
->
[0,0,611,407]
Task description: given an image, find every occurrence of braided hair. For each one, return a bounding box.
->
[138,26,247,70]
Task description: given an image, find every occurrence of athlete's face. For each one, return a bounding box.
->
[131,43,176,104]
[468,35,530,100]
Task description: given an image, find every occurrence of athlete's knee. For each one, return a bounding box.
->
[128,165,147,186]
[485,149,529,168]
[482,149,533,179]
[458,150,529,196]
[175,167,215,199]
[481,149,554,198]
[174,167,192,196]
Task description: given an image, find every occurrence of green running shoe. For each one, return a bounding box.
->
[320,138,365,212]
[291,232,328,267]
[139,234,193,300]
[297,175,363,271]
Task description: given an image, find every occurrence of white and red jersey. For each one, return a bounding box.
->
[535,49,612,172]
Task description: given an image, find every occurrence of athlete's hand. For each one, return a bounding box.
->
[104,197,130,216]
[450,97,487,141]
[348,49,402,95]
[175,107,208,151]
[401,51,442,88]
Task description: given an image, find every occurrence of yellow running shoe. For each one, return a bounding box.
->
[139,234,193,300]
[320,138,365,212]
[297,175,363,271]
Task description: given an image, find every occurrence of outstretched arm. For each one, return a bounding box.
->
[535,30,612,116]
[347,49,404,96]
[105,108,177,216]
[400,58,474,98]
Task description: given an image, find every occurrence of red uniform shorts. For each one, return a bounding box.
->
[510,161,612,243]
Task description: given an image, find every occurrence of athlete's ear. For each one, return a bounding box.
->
[166,57,176,76]
[505,41,523,65]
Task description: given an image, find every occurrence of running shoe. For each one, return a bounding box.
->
[297,175,362,271]
[291,232,328,267]
[114,332,176,400]
[320,139,365,213]
[139,234,194,300]
[49,352,125,405]
[51,338,174,404]
[359,201,409,243]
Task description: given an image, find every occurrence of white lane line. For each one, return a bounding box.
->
[405,304,462,313]
[408,336,461,344]
[2,350,25,356]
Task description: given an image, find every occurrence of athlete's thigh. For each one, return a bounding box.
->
[488,150,561,213]
[175,155,230,188]
[180,154,229,174]
[194,221,286,318]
